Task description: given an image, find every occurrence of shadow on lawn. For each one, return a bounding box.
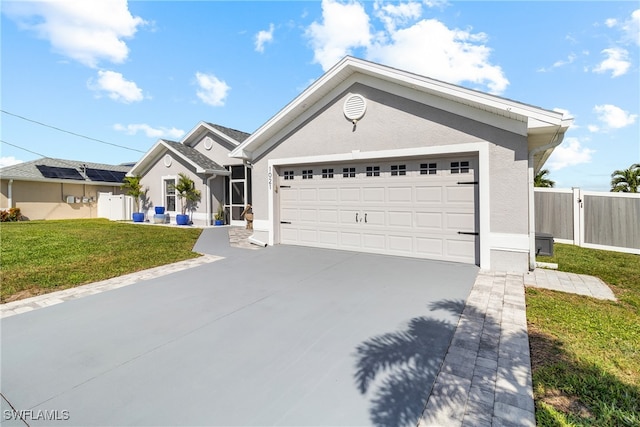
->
[530,328,640,426]
[353,300,465,427]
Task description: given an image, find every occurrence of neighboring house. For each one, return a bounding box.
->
[0,158,130,220]
[133,56,572,272]
[128,122,251,226]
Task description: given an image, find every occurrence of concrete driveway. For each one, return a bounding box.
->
[1,232,477,426]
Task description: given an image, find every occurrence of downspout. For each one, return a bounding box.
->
[206,174,216,226]
[527,127,564,271]
[7,179,13,208]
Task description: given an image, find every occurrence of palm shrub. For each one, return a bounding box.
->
[122,175,145,212]
[174,173,201,217]
[611,163,640,193]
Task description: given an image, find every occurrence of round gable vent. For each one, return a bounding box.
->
[163,154,172,167]
[343,94,367,122]
[203,136,213,150]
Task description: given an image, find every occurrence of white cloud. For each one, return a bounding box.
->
[255,23,275,53]
[88,70,144,103]
[623,9,640,45]
[588,124,600,133]
[547,137,595,171]
[195,72,230,107]
[368,19,509,93]
[593,47,630,77]
[593,104,638,129]
[305,0,508,94]
[374,1,422,33]
[305,0,371,70]
[3,0,146,68]
[0,156,24,168]
[113,123,185,140]
[605,18,617,28]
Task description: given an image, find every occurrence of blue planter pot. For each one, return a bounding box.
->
[155,206,165,215]
[176,214,189,225]
[132,212,145,223]
[214,219,224,226]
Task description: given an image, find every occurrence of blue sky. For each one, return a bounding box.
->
[1,0,638,191]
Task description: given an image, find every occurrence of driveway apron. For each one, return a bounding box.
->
[1,233,477,426]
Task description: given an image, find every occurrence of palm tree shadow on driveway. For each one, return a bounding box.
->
[353,299,466,427]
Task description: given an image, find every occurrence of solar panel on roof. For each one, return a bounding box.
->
[85,168,127,183]
[35,165,84,180]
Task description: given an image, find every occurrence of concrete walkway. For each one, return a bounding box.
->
[1,229,617,426]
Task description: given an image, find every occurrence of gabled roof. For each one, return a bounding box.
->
[128,139,229,176]
[181,121,250,147]
[230,56,572,170]
[0,158,131,186]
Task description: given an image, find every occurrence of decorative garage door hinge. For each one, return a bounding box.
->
[458,231,479,236]
[280,221,292,224]
[280,185,291,188]
[457,181,478,185]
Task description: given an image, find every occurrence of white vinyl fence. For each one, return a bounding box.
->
[535,188,640,255]
[97,192,134,221]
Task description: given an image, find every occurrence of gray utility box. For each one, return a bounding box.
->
[535,233,554,257]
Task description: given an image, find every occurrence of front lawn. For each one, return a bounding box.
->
[0,219,202,303]
[529,244,640,426]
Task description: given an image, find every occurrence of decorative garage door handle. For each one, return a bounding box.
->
[355,213,358,223]
[364,213,367,223]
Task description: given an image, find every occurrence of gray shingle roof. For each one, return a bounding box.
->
[0,158,131,183]
[206,123,250,143]
[162,140,227,172]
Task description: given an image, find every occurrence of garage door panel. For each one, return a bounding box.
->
[340,232,361,247]
[299,188,318,202]
[340,188,360,202]
[445,186,475,203]
[280,188,298,202]
[416,212,443,229]
[318,209,339,224]
[280,227,298,243]
[388,211,412,227]
[318,230,338,245]
[362,233,385,250]
[339,209,360,225]
[446,239,476,262]
[388,235,413,253]
[415,186,443,203]
[319,188,338,202]
[416,237,444,256]
[299,209,318,223]
[363,210,385,226]
[445,212,475,231]
[388,187,412,202]
[363,187,385,203]
[299,229,318,243]
[281,208,298,222]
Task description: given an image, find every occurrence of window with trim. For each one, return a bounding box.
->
[451,161,470,174]
[302,170,313,179]
[322,168,334,178]
[391,165,406,176]
[420,163,437,175]
[283,170,294,180]
[366,166,380,177]
[343,167,356,178]
[164,178,176,211]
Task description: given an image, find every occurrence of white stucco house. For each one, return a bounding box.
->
[130,56,572,272]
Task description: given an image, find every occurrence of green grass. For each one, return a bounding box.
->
[0,219,202,303]
[529,244,640,426]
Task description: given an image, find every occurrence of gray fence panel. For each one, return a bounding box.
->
[535,191,573,240]
[584,195,640,249]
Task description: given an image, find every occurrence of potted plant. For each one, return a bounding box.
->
[174,173,201,225]
[214,204,225,226]
[122,175,146,222]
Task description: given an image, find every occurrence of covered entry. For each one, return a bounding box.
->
[278,156,479,264]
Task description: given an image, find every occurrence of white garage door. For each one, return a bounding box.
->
[278,157,479,264]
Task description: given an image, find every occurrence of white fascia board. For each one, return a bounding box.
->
[181,121,240,148]
[128,139,166,176]
[2,177,123,186]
